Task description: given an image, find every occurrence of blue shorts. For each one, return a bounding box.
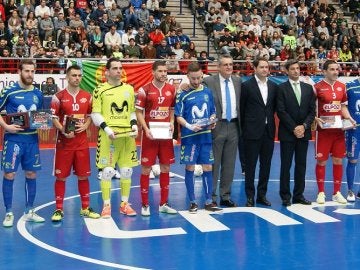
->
[180,143,214,165]
[1,140,41,173]
[346,130,360,160]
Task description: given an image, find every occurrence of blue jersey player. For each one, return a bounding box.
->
[175,62,222,213]
[0,60,45,227]
[345,77,360,202]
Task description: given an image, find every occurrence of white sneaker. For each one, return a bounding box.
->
[97,171,102,180]
[169,172,175,178]
[149,170,155,179]
[141,205,150,216]
[23,209,45,223]
[3,212,14,227]
[159,203,177,214]
[332,191,347,204]
[114,169,121,179]
[316,192,326,204]
[347,190,356,202]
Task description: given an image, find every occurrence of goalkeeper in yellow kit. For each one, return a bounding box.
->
[91,58,139,217]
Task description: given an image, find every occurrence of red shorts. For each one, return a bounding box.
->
[54,148,91,178]
[315,130,346,161]
[140,134,175,166]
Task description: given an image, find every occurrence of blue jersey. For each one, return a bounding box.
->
[0,82,43,143]
[346,79,360,134]
[174,85,216,145]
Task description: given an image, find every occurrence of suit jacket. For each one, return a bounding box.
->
[240,76,277,140]
[277,80,316,141]
[203,74,242,137]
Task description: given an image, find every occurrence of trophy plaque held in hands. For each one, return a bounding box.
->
[5,112,30,129]
[29,110,53,129]
[64,116,79,133]
[318,115,342,129]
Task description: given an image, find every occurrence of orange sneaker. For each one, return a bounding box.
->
[101,204,111,218]
[120,202,137,216]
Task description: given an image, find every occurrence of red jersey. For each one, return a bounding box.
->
[136,82,176,124]
[315,79,347,118]
[76,0,88,9]
[51,89,92,150]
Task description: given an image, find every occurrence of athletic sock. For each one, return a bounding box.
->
[100,180,111,204]
[55,179,66,210]
[25,178,36,212]
[140,174,150,205]
[346,161,356,191]
[315,164,325,193]
[202,171,213,204]
[185,169,195,202]
[3,177,14,213]
[78,179,90,209]
[333,164,343,194]
[120,178,131,203]
[159,172,170,205]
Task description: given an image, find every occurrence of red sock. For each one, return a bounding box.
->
[140,174,150,205]
[333,164,343,194]
[78,179,90,209]
[159,172,170,205]
[55,179,66,210]
[315,164,325,193]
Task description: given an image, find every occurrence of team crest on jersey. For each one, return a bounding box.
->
[150,107,169,119]
[33,95,39,104]
[165,91,172,97]
[323,101,341,112]
[80,98,87,103]
[336,87,343,92]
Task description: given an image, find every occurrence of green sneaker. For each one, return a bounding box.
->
[51,209,64,222]
[80,207,100,219]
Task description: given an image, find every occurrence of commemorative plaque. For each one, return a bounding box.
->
[5,112,29,129]
[64,116,79,133]
[29,110,53,129]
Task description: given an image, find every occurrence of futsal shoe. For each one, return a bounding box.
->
[51,209,64,222]
[141,205,150,216]
[114,170,121,179]
[169,172,175,178]
[120,202,137,216]
[23,209,45,223]
[316,192,326,204]
[332,191,347,204]
[3,212,14,227]
[101,204,111,218]
[149,170,155,179]
[189,202,198,213]
[159,203,177,214]
[347,190,356,202]
[80,207,100,219]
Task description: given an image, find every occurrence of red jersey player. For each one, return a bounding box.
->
[314,60,356,204]
[135,61,177,216]
[50,65,100,221]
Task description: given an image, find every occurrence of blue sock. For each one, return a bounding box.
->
[202,171,213,204]
[185,169,195,202]
[3,177,14,213]
[25,178,36,212]
[346,162,356,190]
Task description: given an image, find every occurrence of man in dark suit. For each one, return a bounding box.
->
[203,54,241,207]
[240,57,277,207]
[277,59,316,206]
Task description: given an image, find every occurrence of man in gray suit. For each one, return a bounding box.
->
[203,54,241,207]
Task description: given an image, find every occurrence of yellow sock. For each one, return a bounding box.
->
[120,178,131,203]
[101,180,111,202]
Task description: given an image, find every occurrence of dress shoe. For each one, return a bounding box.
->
[220,199,237,207]
[292,197,312,205]
[282,200,291,206]
[245,197,254,207]
[256,197,271,206]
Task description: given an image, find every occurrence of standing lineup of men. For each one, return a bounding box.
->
[1,57,360,227]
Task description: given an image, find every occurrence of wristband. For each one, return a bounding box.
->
[100,122,107,130]
[104,126,114,136]
[185,122,193,131]
[130,119,137,127]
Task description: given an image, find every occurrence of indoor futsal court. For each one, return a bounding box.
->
[1,142,360,270]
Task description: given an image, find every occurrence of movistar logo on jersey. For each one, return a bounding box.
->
[191,103,207,118]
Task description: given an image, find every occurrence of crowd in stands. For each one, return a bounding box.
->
[0,0,215,74]
[194,0,360,75]
[0,0,359,75]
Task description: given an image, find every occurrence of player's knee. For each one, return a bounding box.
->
[102,167,115,181]
[349,159,358,164]
[25,171,36,179]
[120,167,133,178]
[4,172,15,180]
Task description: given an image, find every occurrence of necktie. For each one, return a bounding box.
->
[293,82,301,105]
[225,79,232,122]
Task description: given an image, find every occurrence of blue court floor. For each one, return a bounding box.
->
[1,142,360,270]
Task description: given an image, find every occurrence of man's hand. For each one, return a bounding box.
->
[5,124,24,133]
[293,125,305,138]
[144,127,153,140]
